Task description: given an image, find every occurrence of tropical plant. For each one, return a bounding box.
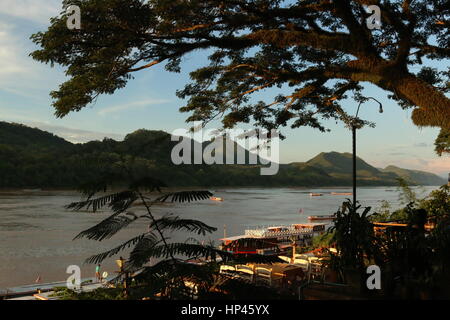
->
[66,155,282,299]
[325,200,379,293]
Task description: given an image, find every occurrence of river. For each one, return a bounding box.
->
[0,186,439,288]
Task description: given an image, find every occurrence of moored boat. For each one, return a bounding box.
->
[220,223,327,255]
[308,215,335,221]
[309,193,323,197]
[331,192,353,196]
[210,197,224,202]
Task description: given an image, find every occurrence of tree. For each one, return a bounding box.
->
[65,155,283,299]
[435,128,450,156]
[31,0,449,141]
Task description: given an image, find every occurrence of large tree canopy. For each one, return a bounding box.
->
[31,0,449,137]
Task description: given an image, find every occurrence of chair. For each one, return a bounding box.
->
[309,258,324,280]
[278,255,291,263]
[235,264,255,282]
[293,258,309,271]
[255,267,272,286]
[219,265,236,276]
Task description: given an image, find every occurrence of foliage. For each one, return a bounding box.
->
[311,231,335,249]
[66,156,284,299]
[435,128,450,156]
[420,185,450,219]
[335,183,450,298]
[30,1,450,146]
[329,201,377,275]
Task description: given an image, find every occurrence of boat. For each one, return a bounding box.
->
[308,215,335,221]
[309,193,323,197]
[331,192,353,196]
[220,223,327,255]
[210,197,224,202]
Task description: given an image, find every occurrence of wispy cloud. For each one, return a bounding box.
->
[24,121,125,143]
[0,0,60,24]
[97,99,171,116]
[0,22,28,77]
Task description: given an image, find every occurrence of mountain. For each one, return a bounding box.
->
[0,121,446,188]
[381,165,446,186]
[0,122,73,151]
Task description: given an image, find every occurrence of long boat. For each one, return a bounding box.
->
[210,197,224,202]
[331,192,353,196]
[308,215,335,221]
[220,223,327,255]
[309,193,324,197]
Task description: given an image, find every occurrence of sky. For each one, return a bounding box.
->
[0,0,448,177]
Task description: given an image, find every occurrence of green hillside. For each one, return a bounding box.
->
[0,122,73,150]
[382,165,446,186]
[0,121,445,188]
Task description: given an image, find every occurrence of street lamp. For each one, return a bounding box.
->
[351,97,383,210]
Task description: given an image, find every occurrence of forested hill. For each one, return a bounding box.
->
[0,122,445,188]
[0,122,73,150]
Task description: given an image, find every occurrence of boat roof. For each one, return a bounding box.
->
[220,235,252,241]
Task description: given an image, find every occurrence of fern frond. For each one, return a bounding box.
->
[74,213,140,241]
[129,243,228,267]
[84,233,155,264]
[150,215,217,235]
[156,191,213,203]
[66,191,137,213]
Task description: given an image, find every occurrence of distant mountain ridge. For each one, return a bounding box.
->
[289,152,445,186]
[0,121,446,188]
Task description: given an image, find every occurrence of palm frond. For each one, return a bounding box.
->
[84,233,154,264]
[150,215,217,235]
[66,191,137,213]
[129,243,227,267]
[156,191,213,203]
[74,213,140,241]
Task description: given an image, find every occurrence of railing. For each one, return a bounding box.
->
[244,227,314,238]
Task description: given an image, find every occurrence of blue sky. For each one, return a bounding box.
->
[0,0,448,177]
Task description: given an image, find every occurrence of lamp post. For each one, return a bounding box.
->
[351,97,383,210]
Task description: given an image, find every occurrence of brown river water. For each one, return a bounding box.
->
[0,186,438,288]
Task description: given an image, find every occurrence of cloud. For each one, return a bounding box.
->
[0,15,65,99]
[24,122,125,143]
[0,22,28,77]
[97,99,171,116]
[413,142,428,148]
[0,0,60,24]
